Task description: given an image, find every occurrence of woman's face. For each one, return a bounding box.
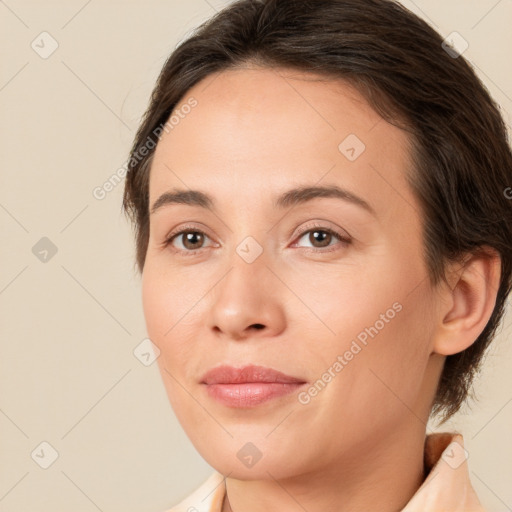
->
[142,67,443,479]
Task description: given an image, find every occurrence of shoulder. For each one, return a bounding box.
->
[162,471,226,512]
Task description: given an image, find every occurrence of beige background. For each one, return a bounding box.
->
[0,1,511,511]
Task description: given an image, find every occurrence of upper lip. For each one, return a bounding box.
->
[201,365,306,385]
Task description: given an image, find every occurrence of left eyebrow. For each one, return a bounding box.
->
[150,184,376,217]
[274,184,376,216]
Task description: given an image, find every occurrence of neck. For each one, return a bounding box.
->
[222,422,427,512]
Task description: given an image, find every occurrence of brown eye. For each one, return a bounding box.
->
[166,229,212,252]
[181,231,205,250]
[308,230,332,248]
[294,226,351,252]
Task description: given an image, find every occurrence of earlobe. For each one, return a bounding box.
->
[432,248,501,356]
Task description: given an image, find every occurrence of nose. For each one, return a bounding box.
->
[206,249,287,341]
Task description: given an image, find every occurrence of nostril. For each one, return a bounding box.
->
[251,324,265,330]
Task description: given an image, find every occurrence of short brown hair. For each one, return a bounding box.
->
[123,0,512,422]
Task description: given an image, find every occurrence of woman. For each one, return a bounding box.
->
[122,0,512,510]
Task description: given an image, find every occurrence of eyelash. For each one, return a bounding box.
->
[163,223,351,256]
[293,224,351,252]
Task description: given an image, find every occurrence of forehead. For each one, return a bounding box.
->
[148,66,416,222]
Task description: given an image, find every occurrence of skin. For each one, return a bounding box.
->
[141,66,500,512]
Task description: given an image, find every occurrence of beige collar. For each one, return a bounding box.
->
[402,432,485,511]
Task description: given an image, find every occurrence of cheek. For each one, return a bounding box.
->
[141,263,198,366]
[284,257,405,347]
[294,255,434,417]
[361,302,433,435]
[142,265,170,345]
[142,263,203,419]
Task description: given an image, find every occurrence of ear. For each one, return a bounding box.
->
[432,248,501,356]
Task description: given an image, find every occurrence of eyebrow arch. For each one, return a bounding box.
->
[274,184,375,215]
[150,184,376,216]
[150,189,214,215]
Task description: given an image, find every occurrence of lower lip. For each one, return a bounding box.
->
[203,382,306,407]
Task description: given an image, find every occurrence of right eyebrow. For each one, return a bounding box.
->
[150,189,215,215]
